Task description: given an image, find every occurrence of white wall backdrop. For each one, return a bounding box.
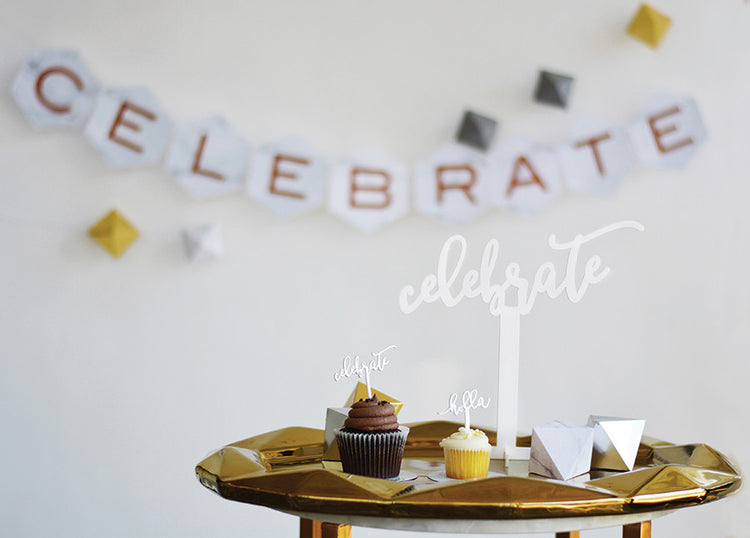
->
[1,1,748,537]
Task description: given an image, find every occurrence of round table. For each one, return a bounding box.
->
[195,421,741,538]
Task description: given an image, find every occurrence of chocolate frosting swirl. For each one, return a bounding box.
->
[343,394,399,432]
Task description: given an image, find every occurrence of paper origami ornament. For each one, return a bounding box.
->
[533,70,574,109]
[11,49,100,130]
[492,136,564,214]
[84,87,172,168]
[166,117,249,200]
[181,224,223,262]
[248,136,326,217]
[328,148,410,232]
[529,421,594,480]
[414,143,491,224]
[557,119,636,196]
[588,416,645,471]
[456,110,498,151]
[627,4,672,49]
[88,209,139,257]
[345,382,403,416]
[324,407,349,451]
[628,93,706,169]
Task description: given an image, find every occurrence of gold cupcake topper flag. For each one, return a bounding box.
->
[439,389,490,431]
[334,344,396,400]
[400,221,644,460]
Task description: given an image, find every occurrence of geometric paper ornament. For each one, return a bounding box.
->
[11,49,100,130]
[529,421,594,480]
[88,209,139,258]
[324,407,350,451]
[344,381,403,416]
[181,224,224,262]
[456,110,498,151]
[588,415,645,471]
[533,70,574,109]
[627,4,672,49]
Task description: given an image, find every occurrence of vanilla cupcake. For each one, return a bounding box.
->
[439,427,492,479]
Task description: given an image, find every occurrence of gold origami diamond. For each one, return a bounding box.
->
[345,382,403,415]
[89,209,139,257]
[627,4,672,49]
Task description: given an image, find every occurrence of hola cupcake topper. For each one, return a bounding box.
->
[439,389,491,430]
[400,221,644,460]
[334,344,396,399]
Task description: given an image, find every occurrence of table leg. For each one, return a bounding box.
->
[300,518,352,538]
[555,532,580,538]
[623,520,651,538]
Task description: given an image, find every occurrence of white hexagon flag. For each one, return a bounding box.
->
[182,224,224,262]
[84,88,172,168]
[166,117,249,199]
[328,147,409,232]
[414,143,491,224]
[588,416,645,471]
[491,136,564,214]
[628,93,707,168]
[558,119,636,196]
[11,49,100,130]
[248,137,326,217]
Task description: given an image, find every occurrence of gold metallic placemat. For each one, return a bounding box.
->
[196,421,741,520]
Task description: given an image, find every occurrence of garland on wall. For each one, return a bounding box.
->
[9,5,698,256]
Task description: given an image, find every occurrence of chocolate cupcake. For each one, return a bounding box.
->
[335,395,408,479]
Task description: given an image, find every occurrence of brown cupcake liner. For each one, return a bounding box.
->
[335,426,409,479]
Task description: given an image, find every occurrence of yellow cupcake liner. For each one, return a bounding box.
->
[443,446,491,479]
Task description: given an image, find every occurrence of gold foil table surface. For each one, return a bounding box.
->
[196,421,741,520]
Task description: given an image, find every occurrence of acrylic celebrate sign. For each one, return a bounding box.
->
[400,221,644,459]
[334,345,396,398]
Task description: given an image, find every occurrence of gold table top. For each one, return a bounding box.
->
[195,421,741,522]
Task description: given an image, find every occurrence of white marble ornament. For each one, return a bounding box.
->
[84,87,172,168]
[324,407,350,451]
[529,421,594,481]
[328,148,409,232]
[181,224,224,262]
[414,143,491,224]
[166,116,249,200]
[248,136,326,217]
[587,416,645,471]
[627,93,707,169]
[491,136,564,214]
[557,119,636,196]
[11,49,100,130]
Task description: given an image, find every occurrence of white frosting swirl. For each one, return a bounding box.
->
[439,427,491,450]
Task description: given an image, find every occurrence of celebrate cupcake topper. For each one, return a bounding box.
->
[439,389,491,431]
[400,221,644,460]
[334,344,396,398]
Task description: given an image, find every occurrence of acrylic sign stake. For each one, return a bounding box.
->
[400,221,644,460]
[334,345,396,399]
[439,389,490,430]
